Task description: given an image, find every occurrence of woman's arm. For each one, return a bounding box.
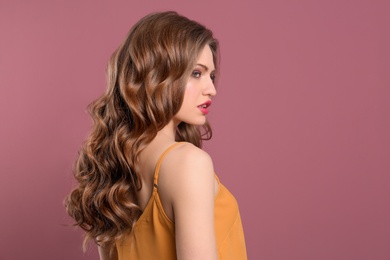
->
[161,144,218,260]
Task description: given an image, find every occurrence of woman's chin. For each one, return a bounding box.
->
[185,118,207,126]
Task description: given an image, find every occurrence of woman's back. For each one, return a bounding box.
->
[116,140,246,259]
[137,134,220,221]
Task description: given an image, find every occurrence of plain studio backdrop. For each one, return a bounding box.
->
[1,1,389,259]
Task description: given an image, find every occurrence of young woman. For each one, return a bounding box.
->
[65,11,247,260]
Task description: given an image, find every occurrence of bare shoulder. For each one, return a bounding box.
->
[160,142,214,180]
[157,142,216,212]
[175,142,213,164]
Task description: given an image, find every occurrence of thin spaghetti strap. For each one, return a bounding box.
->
[214,173,221,184]
[153,142,183,188]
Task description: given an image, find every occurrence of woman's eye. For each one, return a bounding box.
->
[192,71,201,78]
[210,73,216,83]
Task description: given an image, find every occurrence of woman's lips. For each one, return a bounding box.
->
[197,100,212,115]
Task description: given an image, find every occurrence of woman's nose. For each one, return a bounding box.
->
[204,78,217,97]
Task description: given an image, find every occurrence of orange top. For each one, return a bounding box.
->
[116,142,247,259]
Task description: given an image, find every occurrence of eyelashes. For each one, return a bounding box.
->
[192,70,202,78]
[210,73,216,83]
[191,70,216,83]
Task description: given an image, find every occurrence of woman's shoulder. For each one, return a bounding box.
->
[163,142,213,172]
[175,141,212,158]
[158,141,215,195]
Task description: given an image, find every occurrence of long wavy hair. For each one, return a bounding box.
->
[65,11,219,249]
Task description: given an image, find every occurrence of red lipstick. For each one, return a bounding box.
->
[197,100,212,115]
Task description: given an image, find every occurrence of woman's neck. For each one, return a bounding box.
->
[156,120,178,142]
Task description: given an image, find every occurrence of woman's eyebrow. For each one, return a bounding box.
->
[195,63,215,72]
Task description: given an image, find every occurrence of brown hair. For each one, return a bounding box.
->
[65,11,218,249]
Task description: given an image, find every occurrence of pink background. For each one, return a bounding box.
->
[1,1,389,259]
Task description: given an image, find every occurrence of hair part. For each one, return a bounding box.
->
[65,11,219,251]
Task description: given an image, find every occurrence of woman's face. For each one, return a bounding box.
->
[173,45,217,126]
